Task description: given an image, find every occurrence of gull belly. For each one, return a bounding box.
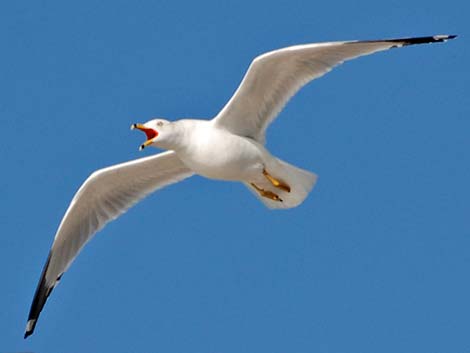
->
[175,122,267,182]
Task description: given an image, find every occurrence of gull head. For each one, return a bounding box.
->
[131,118,172,151]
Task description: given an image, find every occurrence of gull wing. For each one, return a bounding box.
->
[24,151,193,338]
[213,35,456,143]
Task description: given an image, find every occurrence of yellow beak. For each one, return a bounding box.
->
[139,139,154,151]
[131,123,158,151]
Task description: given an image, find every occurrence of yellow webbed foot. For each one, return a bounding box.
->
[263,169,291,193]
[250,183,283,202]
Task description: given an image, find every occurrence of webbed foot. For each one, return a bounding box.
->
[250,183,283,202]
[263,169,291,192]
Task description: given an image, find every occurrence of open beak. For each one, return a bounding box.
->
[131,123,158,151]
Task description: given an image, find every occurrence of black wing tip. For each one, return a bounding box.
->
[356,34,458,48]
[24,252,55,339]
[393,34,457,46]
[24,320,36,339]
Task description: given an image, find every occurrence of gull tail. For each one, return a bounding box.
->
[245,158,318,209]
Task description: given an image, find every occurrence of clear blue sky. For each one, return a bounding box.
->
[1,0,467,352]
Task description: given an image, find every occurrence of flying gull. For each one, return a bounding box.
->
[24,34,456,338]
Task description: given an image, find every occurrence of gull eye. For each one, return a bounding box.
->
[157,121,163,127]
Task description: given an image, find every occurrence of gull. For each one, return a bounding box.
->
[24,34,456,338]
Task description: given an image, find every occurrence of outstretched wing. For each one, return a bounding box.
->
[25,151,193,338]
[213,35,456,143]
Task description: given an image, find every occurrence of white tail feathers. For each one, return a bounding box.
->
[245,158,317,209]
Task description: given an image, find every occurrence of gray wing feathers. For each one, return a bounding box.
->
[213,35,456,143]
[25,151,193,338]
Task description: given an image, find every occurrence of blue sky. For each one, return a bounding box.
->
[1,0,467,352]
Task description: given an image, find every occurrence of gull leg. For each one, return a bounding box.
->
[250,183,283,202]
[263,169,291,193]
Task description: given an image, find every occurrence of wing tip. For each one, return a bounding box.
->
[396,34,457,46]
[24,319,36,339]
[436,34,457,40]
[24,252,56,339]
[357,34,457,49]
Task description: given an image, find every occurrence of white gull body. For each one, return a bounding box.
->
[24,34,456,338]
[156,118,312,208]
[160,119,267,181]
